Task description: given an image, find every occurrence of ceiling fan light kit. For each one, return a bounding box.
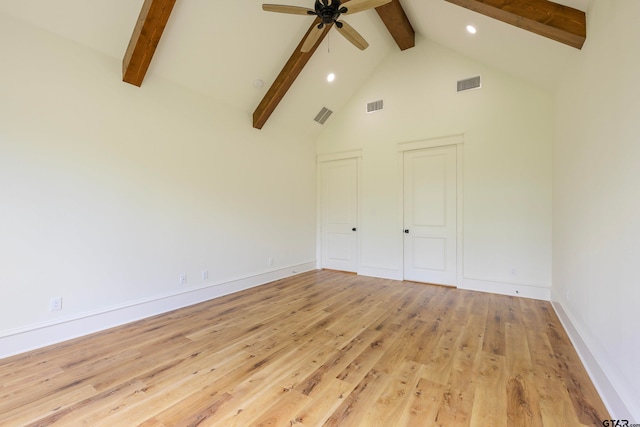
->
[262,0,391,52]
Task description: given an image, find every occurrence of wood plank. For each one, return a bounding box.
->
[204,336,333,425]
[469,353,508,427]
[526,329,586,427]
[323,368,389,426]
[482,293,507,356]
[1,385,98,427]
[335,322,401,385]
[406,378,446,426]
[375,0,416,50]
[293,327,379,397]
[406,290,459,365]
[362,360,424,426]
[445,0,586,49]
[123,0,177,87]
[0,271,609,426]
[505,322,544,427]
[292,378,353,426]
[97,350,250,426]
[420,317,464,386]
[426,313,486,427]
[243,387,311,426]
[21,380,146,427]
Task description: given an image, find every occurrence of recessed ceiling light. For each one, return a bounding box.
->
[327,73,336,83]
[253,79,264,89]
[466,25,477,34]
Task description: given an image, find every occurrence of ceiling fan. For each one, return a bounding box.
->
[263,0,392,52]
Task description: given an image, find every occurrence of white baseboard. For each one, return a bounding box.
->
[552,300,636,421]
[354,271,551,300]
[460,276,551,300]
[357,265,403,281]
[0,261,317,359]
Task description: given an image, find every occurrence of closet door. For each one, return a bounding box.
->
[321,158,358,272]
[403,145,457,285]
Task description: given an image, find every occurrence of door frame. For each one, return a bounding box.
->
[317,150,363,272]
[397,135,464,286]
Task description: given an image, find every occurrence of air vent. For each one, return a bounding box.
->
[457,76,481,92]
[366,99,384,113]
[314,107,333,125]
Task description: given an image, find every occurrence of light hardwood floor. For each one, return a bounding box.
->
[0,270,608,426]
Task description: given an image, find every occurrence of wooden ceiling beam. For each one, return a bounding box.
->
[253,18,331,130]
[445,0,586,49]
[375,0,415,51]
[123,0,177,87]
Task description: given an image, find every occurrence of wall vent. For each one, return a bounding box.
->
[366,99,384,113]
[457,76,481,92]
[314,107,333,125]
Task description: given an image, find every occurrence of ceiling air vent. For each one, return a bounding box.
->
[366,99,384,113]
[457,76,481,92]
[314,107,333,125]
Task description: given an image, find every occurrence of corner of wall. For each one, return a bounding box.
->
[550,294,635,420]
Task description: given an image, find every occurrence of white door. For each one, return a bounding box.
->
[403,145,457,285]
[321,158,358,272]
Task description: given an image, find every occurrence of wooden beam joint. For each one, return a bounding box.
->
[252,19,330,130]
[376,0,415,51]
[253,0,415,130]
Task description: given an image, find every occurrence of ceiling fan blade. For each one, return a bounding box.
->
[342,0,392,15]
[262,4,314,15]
[336,20,369,50]
[301,24,325,52]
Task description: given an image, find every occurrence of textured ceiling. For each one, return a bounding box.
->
[0,0,591,134]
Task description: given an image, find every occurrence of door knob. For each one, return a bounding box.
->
[404,229,410,233]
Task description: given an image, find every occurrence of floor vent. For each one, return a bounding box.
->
[457,76,481,92]
[314,107,333,125]
[366,99,384,113]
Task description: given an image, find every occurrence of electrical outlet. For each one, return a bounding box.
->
[268,257,273,266]
[202,270,208,280]
[511,267,517,277]
[179,273,187,285]
[50,297,62,311]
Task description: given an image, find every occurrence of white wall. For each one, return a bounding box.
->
[316,37,553,298]
[553,0,640,419]
[3,2,637,419]
[0,13,317,356]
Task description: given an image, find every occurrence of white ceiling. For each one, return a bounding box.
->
[0,0,591,134]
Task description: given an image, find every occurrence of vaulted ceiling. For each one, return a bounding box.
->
[0,0,590,134]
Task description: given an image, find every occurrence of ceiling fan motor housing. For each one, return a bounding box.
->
[311,0,348,26]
